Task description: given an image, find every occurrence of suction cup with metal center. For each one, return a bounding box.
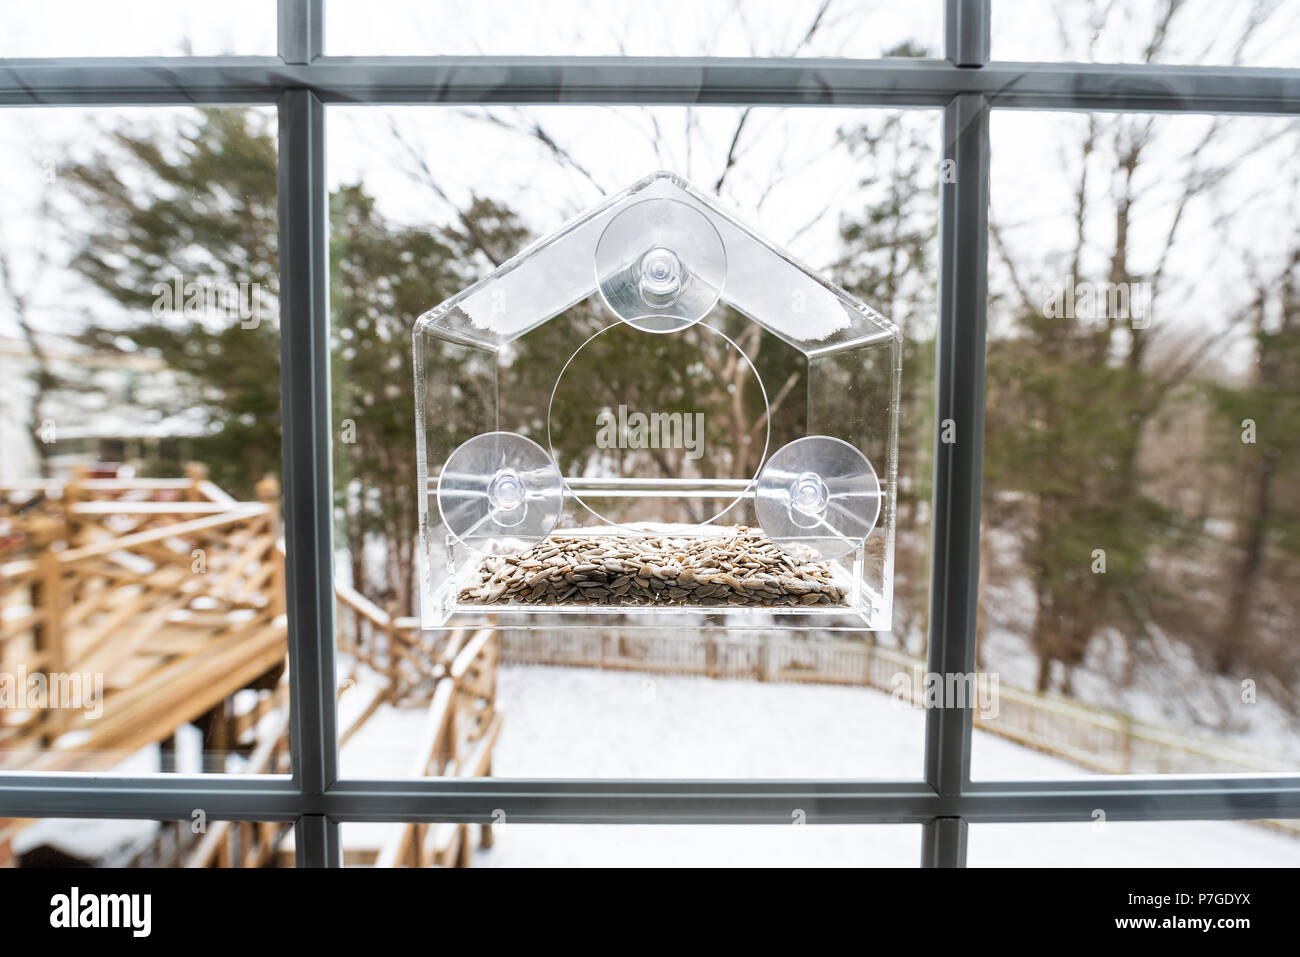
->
[594,198,726,334]
[754,436,881,562]
[436,431,563,555]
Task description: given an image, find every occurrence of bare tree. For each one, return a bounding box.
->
[0,184,57,477]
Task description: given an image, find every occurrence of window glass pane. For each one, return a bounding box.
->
[328,104,939,778]
[991,0,1300,68]
[0,107,288,774]
[326,0,942,57]
[2,817,293,867]
[342,822,921,867]
[975,110,1300,778]
[968,821,1300,867]
[0,1,276,57]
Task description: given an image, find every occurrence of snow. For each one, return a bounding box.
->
[468,819,1300,869]
[491,663,927,779]
[974,525,1300,776]
[10,658,1297,867]
[968,821,1300,868]
[12,817,159,864]
[473,824,922,867]
[12,741,165,863]
[334,663,1300,867]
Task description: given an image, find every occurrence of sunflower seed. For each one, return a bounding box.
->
[458,526,848,609]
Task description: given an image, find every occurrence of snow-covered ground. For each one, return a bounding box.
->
[15,662,1297,866]
[337,663,1300,867]
[461,818,1300,868]
[976,526,1300,773]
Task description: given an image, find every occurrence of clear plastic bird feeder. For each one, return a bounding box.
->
[414,172,900,630]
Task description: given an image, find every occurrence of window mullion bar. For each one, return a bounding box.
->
[294,814,341,867]
[946,0,990,67]
[279,0,324,65]
[323,780,945,824]
[1,60,1297,112]
[317,776,1300,824]
[2,774,1297,823]
[278,88,339,820]
[922,816,968,866]
[924,91,990,816]
[0,774,307,820]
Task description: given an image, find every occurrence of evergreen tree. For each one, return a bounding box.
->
[1207,247,1300,678]
[61,109,280,497]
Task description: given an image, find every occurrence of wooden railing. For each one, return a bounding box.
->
[1,471,287,770]
[1,468,502,867]
[375,629,502,868]
[184,678,294,868]
[334,579,437,703]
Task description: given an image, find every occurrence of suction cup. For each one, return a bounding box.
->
[437,431,563,555]
[754,436,881,562]
[595,198,726,333]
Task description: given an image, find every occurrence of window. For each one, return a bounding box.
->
[1,0,1297,868]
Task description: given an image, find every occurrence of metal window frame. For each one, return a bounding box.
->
[0,0,1297,868]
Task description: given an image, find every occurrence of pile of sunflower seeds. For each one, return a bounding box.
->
[458,526,846,607]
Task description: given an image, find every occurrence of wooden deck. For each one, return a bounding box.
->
[0,467,500,867]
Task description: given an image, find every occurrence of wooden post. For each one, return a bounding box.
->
[63,465,88,544]
[456,825,473,867]
[1120,714,1133,774]
[184,462,209,502]
[151,823,164,867]
[28,516,66,745]
[42,545,65,743]
[159,733,177,774]
[439,690,455,777]
[256,476,285,618]
[384,602,399,696]
[239,821,254,868]
[197,700,231,775]
[0,822,14,868]
[480,758,495,849]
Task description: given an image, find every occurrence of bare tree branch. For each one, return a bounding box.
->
[450,108,607,195]
[0,183,57,475]
[989,218,1037,317]
[1143,0,1186,62]
[383,114,509,266]
[712,0,834,195]
[712,108,753,195]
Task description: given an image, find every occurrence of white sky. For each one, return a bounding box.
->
[326,104,928,272]
[0,0,1296,363]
